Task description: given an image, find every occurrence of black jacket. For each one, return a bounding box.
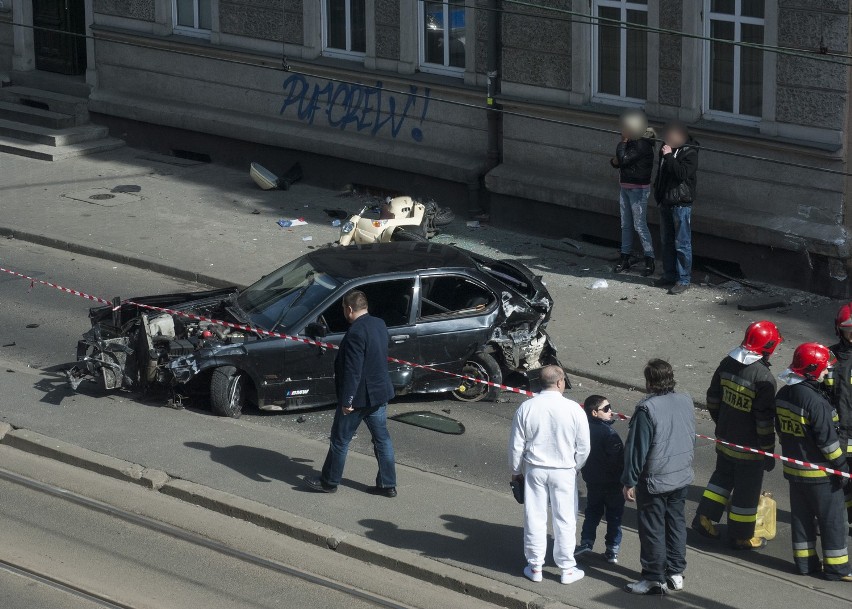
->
[653,136,699,206]
[581,418,624,489]
[828,340,852,453]
[611,138,655,185]
[706,356,777,460]
[334,314,395,410]
[776,380,847,483]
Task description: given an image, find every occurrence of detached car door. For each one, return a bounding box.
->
[413,273,498,392]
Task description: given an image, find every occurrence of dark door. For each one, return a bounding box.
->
[33,0,87,75]
[414,274,497,391]
[275,277,420,409]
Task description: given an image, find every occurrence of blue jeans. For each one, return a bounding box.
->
[619,187,654,257]
[659,204,692,285]
[321,403,396,488]
[580,485,625,551]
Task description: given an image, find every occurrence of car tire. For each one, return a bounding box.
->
[452,352,502,402]
[210,366,248,418]
[391,228,428,242]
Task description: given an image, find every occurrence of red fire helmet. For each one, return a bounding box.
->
[835,302,852,333]
[741,321,783,357]
[789,343,836,379]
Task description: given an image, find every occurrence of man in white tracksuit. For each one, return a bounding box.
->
[509,365,591,585]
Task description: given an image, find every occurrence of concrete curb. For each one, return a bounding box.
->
[3,427,574,609]
[2,429,170,490]
[0,224,241,290]
[563,364,709,409]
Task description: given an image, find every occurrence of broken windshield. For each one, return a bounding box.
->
[237,258,341,330]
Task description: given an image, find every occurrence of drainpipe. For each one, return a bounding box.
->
[485,0,502,171]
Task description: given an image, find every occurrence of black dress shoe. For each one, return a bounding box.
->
[304,476,337,493]
[367,486,397,498]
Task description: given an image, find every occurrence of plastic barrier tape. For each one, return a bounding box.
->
[5,264,849,479]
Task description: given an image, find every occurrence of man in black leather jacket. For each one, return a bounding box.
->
[652,121,699,296]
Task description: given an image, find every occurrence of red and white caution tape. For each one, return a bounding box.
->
[5,263,850,478]
[696,433,852,479]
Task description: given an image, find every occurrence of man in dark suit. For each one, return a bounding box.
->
[305,290,398,497]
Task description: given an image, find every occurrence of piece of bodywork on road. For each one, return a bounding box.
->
[390,411,465,434]
[67,243,563,417]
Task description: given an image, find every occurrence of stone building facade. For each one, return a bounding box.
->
[2,1,851,295]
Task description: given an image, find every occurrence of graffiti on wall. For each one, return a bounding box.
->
[280,75,431,143]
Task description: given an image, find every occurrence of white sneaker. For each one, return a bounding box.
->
[523,565,543,583]
[666,574,684,591]
[625,579,668,595]
[561,568,585,584]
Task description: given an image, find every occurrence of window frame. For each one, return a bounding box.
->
[321,0,367,61]
[702,0,766,125]
[590,0,649,105]
[416,274,496,321]
[172,0,212,39]
[417,0,466,78]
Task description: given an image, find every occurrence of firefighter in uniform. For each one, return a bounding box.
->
[776,343,852,581]
[692,321,781,549]
[828,302,852,528]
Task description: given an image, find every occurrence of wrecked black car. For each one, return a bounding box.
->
[68,242,562,417]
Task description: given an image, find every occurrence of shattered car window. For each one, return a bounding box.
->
[236,258,341,330]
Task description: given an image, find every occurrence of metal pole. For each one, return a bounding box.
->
[485,0,502,170]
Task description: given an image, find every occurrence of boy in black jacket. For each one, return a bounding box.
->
[575,395,625,564]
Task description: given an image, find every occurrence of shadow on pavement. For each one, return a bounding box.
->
[184,442,315,485]
[359,514,521,576]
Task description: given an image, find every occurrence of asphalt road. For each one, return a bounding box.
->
[0,459,494,609]
[0,238,810,572]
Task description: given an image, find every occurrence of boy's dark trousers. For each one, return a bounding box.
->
[580,484,625,550]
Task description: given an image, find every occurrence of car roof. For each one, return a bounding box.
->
[307,242,481,280]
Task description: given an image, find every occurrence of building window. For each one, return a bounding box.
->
[592,0,648,101]
[704,0,765,120]
[323,0,366,58]
[419,0,466,76]
[173,0,212,37]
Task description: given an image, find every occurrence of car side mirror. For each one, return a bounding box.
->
[305,321,327,338]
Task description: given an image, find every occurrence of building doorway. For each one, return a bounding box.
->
[32,0,86,75]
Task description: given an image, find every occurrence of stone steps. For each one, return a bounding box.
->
[0,118,109,146]
[0,100,77,129]
[0,134,125,161]
[0,86,90,124]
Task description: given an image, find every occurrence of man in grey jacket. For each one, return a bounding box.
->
[622,359,695,595]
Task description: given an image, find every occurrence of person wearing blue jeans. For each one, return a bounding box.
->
[320,401,396,490]
[658,204,692,290]
[305,290,398,497]
[652,121,699,295]
[611,110,656,277]
[575,395,625,564]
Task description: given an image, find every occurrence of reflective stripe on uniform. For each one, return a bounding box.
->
[823,440,843,461]
[717,444,763,461]
[824,551,849,565]
[729,511,758,523]
[702,489,729,506]
[794,548,817,558]
[783,465,828,478]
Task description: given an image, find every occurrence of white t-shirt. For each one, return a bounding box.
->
[509,390,591,475]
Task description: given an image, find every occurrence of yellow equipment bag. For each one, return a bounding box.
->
[754,492,777,540]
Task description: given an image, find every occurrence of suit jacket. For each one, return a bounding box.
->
[335,314,395,410]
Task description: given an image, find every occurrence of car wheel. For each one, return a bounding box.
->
[210,366,248,418]
[452,352,502,402]
[391,228,428,242]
